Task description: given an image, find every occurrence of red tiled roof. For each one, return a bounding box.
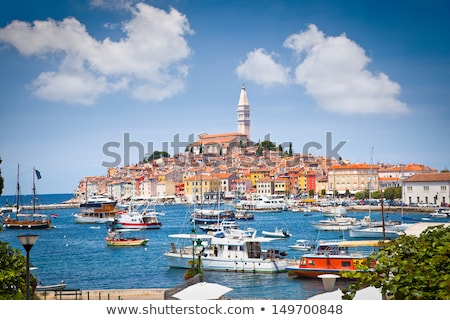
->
[405,172,450,182]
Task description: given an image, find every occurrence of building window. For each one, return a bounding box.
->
[424,186,429,191]
[441,186,447,191]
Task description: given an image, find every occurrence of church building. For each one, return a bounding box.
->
[189,84,253,155]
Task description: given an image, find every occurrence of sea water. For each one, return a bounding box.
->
[0,194,428,300]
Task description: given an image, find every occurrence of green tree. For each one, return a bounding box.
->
[0,241,36,299]
[144,150,171,162]
[342,225,450,300]
[259,140,277,151]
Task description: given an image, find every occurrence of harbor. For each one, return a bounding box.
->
[1,193,448,300]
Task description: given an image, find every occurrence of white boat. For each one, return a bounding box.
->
[312,216,360,231]
[164,232,290,273]
[321,206,348,217]
[72,208,117,224]
[349,225,406,239]
[114,210,162,230]
[261,227,292,238]
[236,195,287,212]
[288,239,314,252]
[430,208,450,218]
[190,208,235,225]
[80,194,117,208]
[35,281,67,291]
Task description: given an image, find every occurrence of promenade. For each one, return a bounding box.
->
[35,288,167,300]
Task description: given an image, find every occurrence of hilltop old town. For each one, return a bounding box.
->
[73,85,449,208]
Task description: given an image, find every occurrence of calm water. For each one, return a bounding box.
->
[0,194,433,300]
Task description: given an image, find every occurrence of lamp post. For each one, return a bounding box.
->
[190,228,196,272]
[194,238,203,275]
[17,234,39,300]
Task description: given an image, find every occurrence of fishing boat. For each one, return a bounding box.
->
[114,206,162,230]
[2,165,51,229]
[286,240,386,278]
[164,230,290,273]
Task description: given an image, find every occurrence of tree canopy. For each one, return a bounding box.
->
[0,156,4,197]
[342,225,450,299]
[0,241,35,299]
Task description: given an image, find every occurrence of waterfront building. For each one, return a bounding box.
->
[378,163,438,189]
[404,172,450,206]
[328,163,379,195]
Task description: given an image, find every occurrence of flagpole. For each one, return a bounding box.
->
[33,167,36,220]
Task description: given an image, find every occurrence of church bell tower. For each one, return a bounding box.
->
[237,84,250,140]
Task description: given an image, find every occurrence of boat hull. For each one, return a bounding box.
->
[2,218,51,229]
[165,253,289,273]
[105,238,149,246]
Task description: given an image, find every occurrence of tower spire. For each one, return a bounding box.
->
[237,84,250,140]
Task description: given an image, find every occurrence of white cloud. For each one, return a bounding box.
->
[284,24,409,114]
[235,48,291,87]
[0,3,193,105]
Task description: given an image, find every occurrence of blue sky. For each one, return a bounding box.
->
[0,0,449,195]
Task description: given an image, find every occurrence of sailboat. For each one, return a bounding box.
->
[3,164,51,229]
[350,149,403,239]
[312,168,358,231]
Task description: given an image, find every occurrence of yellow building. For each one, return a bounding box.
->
[328,163,378,195]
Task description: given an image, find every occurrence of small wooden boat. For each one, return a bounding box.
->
[105,230,149,247]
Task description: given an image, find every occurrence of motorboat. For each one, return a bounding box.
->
[288,239,314,252]
[430,208,450,218]
[349,225,406,240]
[261,227,292,238]
[79,195,117,208]
[286,240,386,278]
[114,210,162,230]
[190,208,235,225]
[164,231,289,273]
[235,195,287,213]
[233,209,255,220]
[311,216,359,231]
[72,206,118,224]
[36,281,67,291]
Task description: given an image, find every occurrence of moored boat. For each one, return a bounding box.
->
[114,209,162,230]
[105,230,149,246]
[164,231,289,273]
[261,227,292,238]
[288,239,314,252]
[286,240,386,278]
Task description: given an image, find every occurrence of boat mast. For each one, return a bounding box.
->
[368,147,373,223]
[32,166,36,220]
[15,163,20,219]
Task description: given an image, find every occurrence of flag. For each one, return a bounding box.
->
[35,169,42,180]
